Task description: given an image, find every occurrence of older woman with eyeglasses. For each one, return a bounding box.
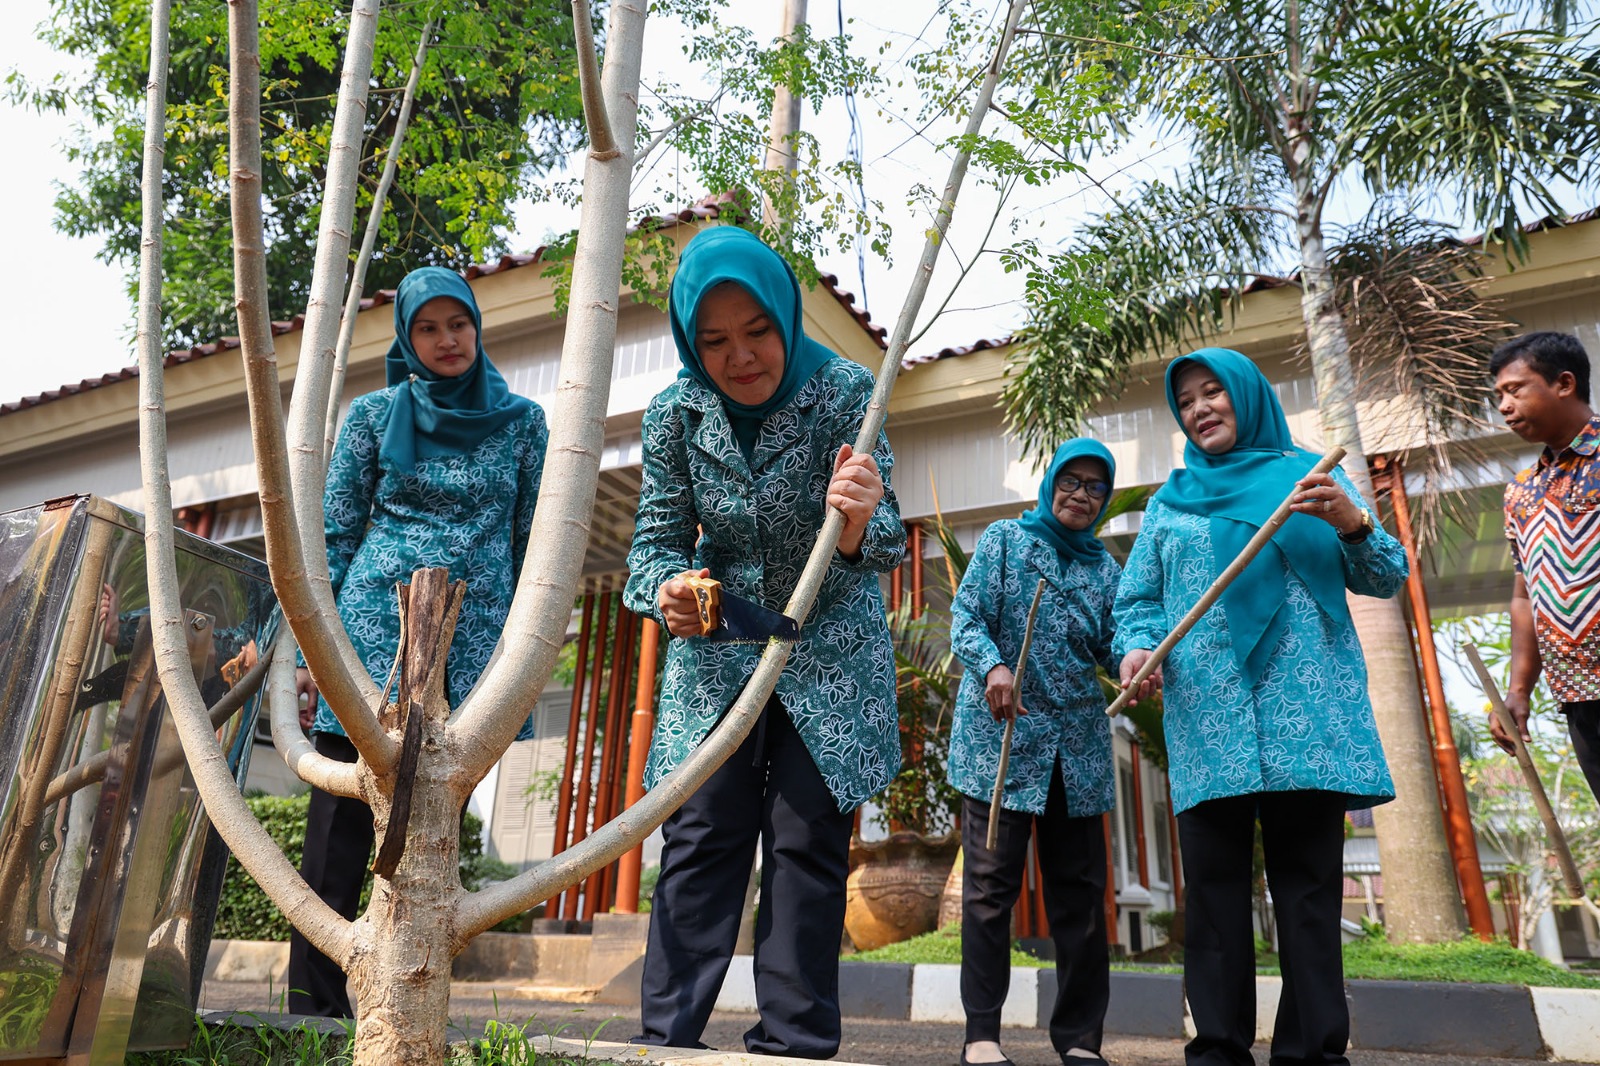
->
[947,438,1122,1066]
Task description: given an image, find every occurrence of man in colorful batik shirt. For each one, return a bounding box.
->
[1492,331,1600,800]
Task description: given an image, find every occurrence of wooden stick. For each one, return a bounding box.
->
[987,577,1047,850]
[1107,447,1346,718]
[1463,642,1594,912]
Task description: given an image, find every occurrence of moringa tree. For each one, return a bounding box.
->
[997,0,1600,941]
[128,0,1037,1058]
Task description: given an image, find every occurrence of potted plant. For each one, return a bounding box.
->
[845,597,964,952]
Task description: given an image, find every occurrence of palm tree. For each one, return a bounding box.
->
[999,0,1600,941]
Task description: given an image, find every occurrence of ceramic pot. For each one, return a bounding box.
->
[937,845,964,931]
[845,832,960,952]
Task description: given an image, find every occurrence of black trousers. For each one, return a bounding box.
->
[960,766,1109,1051]
[1179,790,1350,1066]
[635,699,853,1058]
[1562,700,1600,802]
[287,733,374,1018]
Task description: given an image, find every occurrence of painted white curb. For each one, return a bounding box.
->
[1531,987,1600,1062]
[908,963,1037,1027]
[910,964,965,1024]
[1255,975,1282,1041]
[714,955,758,1014]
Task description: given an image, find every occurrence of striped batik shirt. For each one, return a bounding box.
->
[1505,415,1600,703]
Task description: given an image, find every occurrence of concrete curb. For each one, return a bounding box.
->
[205,942,1600,1061]
[204,939,288,984]
[708,960,1599,1060]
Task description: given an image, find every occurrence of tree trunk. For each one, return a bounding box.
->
[1292,169,1468,943]
[761,0,807,233]
[346,569,463,1065]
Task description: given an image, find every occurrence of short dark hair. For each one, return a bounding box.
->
[1490,331,1592,403]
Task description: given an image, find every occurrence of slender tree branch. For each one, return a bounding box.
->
[263,0,391,766]
[324,18,436,463]
[456,0,1034,939]
[906,165,1018,350]
[635,86,728,171]
[268,632,364,796]
[447,0,649,766]
[1183,26,1290,162]
[573,0,617,158]
[144,0,351,966]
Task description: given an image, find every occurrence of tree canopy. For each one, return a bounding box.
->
[998,0,1600,459]
[13,0,589,347]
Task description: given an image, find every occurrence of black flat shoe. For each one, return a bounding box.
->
[959,1048,1016,1066]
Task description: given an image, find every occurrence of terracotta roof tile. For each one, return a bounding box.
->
[2,192,886,416]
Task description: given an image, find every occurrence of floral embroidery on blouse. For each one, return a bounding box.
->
[313,386,547,739]
[1112,469,1404,814]
[623,359,905,812]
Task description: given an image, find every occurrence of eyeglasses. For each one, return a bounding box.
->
[1054,475,1111,500]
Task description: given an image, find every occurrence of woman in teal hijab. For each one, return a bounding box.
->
[288,267,547,1018]
[1112,348,1406,1066]
[378,265,533,475]
[624,226,905,1057]
[948,437,1122,1066]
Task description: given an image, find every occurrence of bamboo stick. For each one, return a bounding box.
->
[1106,448,1346,718]
[1463,642,1595,916]
[987,577,1046,850]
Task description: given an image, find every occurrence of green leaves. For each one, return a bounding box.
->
[17,0,589,347]
[996,0,1599,467]
[999,168,1288,458]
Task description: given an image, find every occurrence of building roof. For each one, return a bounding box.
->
[3,193,887,419]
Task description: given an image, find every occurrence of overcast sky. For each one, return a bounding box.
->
[0,0,1192,406]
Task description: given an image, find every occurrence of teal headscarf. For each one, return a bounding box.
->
[1016,438,1116,565]
[1152,348,1349,683]
[668,227,837,460]
[379,267,532,476]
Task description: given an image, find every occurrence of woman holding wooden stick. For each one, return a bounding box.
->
[623,226,904,1058]
[948,439,1121,1066]
[1112,349,1406,1066]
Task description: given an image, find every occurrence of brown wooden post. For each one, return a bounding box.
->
[600,611,641,911]
[1015,830,1034,937]
[890,551,904,609]
[550,591,594,865]
[1030,828,1046,938]
[1503,875,1521,948]
[589,605,637,916]
[909,521,925,619]
[1103,813,1118,947]
[615,617,662,914]
[1166,776,1184,911]
[1377,456,1495,941]
[563,587,613,919]
[1129,742,1150,888]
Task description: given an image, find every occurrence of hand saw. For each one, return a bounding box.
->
[682,573,801,643]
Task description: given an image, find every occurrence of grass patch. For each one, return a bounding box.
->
[1335,936,1600,989]
[846,929,1600,989]
[845,925,1050,968]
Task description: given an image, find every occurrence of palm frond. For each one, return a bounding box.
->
[1001,165,1291,461]
[1322,208,1512,545]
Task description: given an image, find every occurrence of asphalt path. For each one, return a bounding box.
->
[197,980,1596,1065]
